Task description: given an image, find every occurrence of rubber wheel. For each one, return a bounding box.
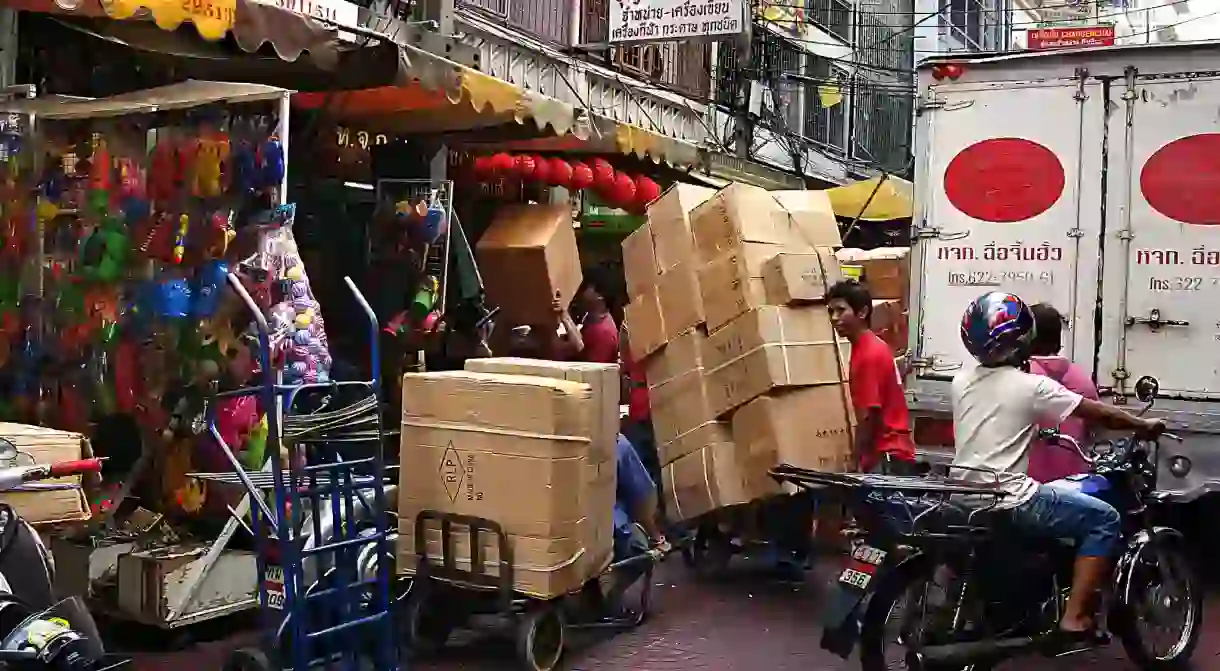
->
[1113,545,1203,670]
[404,591,453,658]
[858,559,991,671]
[683,526,732,578]
[515,605,565,671]
[223,647,275,671]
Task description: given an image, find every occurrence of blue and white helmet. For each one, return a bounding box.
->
[959,292,1036,367]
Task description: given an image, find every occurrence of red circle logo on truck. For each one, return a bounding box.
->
[1141,133,1220,226]
[943,138,1065,223]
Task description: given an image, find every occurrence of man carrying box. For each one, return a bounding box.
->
[827,280,917,475]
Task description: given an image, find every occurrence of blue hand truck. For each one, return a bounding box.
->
[192,273,398,671]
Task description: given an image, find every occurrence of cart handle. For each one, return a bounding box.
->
[49,458,104,478]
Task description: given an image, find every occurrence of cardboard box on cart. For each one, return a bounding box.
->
[647,184,715,272]
[621,222,660,298]
[661,433,780,524]
[690,184,842,264]
[476,203,583,327]
[397,371,608,599]
[463,358,619,573]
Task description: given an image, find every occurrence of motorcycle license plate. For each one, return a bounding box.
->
[823,545,888,629]
[264,565,286,610]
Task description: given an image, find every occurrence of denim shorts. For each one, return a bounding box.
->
[1006,483,1122,558]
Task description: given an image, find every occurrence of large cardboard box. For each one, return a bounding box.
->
[704,306,850,415]
[397,371,605,599]
[690,184,841,264]
[658,420,731,467]
[624,288,666,358]
[662,439,779,523]
[731,385,855,474]
[762,248,844,305]
[647,184,715,272]
[462,358,619,573]
[836,247,910,302]
[476,204,582,326]
[649,368,717,446]
[644,329,707,390]
[621,223,659,298]
[697,242,782,332]
[657,262,704,340]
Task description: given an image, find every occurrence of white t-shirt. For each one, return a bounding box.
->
[951,364,1083,507]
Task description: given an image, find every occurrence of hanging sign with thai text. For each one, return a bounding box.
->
[609,0,746,44]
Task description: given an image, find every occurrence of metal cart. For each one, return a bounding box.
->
[193,274,396,671]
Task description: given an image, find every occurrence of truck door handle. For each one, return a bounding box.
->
[1126,309,1189,330]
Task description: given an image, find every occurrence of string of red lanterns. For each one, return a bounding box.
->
[471,153,661,214]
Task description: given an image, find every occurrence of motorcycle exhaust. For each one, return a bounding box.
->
[908,636,1038,669]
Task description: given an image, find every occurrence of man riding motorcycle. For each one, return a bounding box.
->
[953,292,1164,643]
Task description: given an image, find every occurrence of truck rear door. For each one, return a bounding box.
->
[1100,72,1220,399]
[911,77,1104,379]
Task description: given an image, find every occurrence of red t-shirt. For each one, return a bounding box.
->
[850,330,915,470]
[579,314,620,364]
[622,353,650,422]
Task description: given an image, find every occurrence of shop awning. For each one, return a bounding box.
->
[0,80,291,118]
[3,0,358,68]
[294,45,701,167]
[825,175,914,220]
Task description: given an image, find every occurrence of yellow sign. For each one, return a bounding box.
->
[100,0,237,41]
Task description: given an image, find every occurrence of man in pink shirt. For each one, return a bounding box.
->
[1028,303,1099,483]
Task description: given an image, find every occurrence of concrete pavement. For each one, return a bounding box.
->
[121,555,1220,670]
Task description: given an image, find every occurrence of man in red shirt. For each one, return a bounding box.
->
[553,266,622,364]
[827,280,917,475]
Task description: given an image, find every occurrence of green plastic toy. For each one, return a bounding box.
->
[242,416,268,470]
[79,216,128,283]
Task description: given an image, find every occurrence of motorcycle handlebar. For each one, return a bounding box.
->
[48,458,104,478]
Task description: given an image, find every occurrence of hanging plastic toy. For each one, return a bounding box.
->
[87,139,111,215]
[154,278,191,319]
[79,216,128,283]
[230,140,257,196]
[257,136,285,191]
[193,134,229,198]
[172,214,189,264]
[148,139,177,203]
[192,260,229,319]
[419,194,447,245]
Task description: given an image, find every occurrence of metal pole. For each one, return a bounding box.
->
[734,21,753,160]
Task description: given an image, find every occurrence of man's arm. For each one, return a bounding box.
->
[1071,398,1162,435]
[853,409,882,471]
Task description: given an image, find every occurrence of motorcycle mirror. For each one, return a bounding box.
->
[1135,376,1160,403]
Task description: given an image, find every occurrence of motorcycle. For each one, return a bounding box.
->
[771,375,1201,671]
[0,452,127,670]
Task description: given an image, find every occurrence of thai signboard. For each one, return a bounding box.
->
[609,0,746,43]
[1027,25,1115,50]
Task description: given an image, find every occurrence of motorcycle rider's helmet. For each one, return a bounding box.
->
[959,291,1036,367]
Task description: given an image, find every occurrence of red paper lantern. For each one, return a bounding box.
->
[548,157,573,187]
[530,155,551,184]
[472,156,494,181]
[591,158,615,191]
[490,152,516,175]
[634,175,662,211]
[515,154,536,179]
[608,172,637,208]
[570,161,594,190]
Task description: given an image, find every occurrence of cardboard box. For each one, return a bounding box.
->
[644,329,707,389]
[690,184,841,263]
[836,247,910,302]
[704,307,850,415]
[649,369,717,446]
[625,288,666,358]
[657,262,704,340]
[621,223,659,297]
[647,184,715,272]
[662,439,779,523]
[871,299,907,354]
[462,358,619,575]
[398,371,604,598]
[0,423,91,526]
[732,385,855,474]
[476,203,582,326]
[762,248,844,305]
[698,242,783,332]
[658,420,731,467]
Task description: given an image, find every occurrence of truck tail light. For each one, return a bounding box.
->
[931,64,964,81]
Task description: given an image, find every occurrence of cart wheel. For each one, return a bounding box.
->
[404,591,453,657]
[515,605,565,671]
[223,647,275,671]
[684,527,731,578]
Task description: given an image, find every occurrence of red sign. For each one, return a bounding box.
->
[1027,26,1115,50]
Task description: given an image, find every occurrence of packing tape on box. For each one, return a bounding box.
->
[400,419,591,444]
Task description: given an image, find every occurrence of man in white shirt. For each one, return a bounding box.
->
[954,292,1163,640]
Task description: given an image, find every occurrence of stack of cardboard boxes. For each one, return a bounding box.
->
[623,182,856,524]
[835,247,911,355]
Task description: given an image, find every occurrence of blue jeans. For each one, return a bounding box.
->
[1006,483,1122,558]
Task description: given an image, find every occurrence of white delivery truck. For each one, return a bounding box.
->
[907,41,1220,501]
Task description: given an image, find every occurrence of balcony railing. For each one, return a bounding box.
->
[806,0,851,42]
[458,0,571,45]
[580,0,711,100]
